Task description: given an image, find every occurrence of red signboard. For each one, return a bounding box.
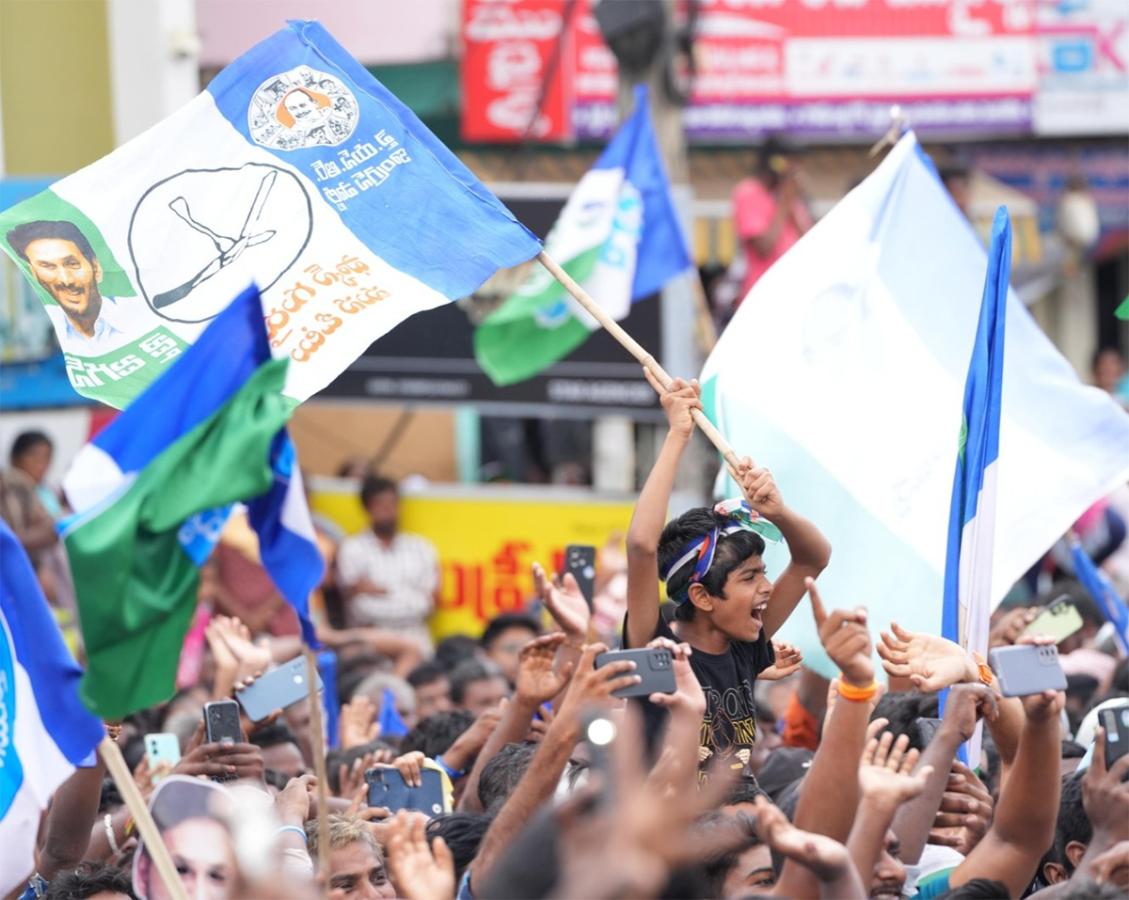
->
[461,0,576,142]
[463,0,1039,141]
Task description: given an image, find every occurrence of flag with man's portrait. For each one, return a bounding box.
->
[0,20,539,410]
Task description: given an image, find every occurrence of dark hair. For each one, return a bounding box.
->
[724,779,766,808]
[45,862,137,900]
[1041,772,1091,879]
[658,508,766,623]
[480,613,540,650]
[478,741,538,812]
[360,474,397,508]
[869,692,939,752]
[696,811,764,896]
[939,877,1010,899]
[435,635,482,673]
[10,430,52,465]
[400,710,475,759]
[336,653,385,704]
[407,661,449,689]
[249,721,300,750]
[1061,739,1086,760]
[450,659,505,705]
[7,220,97,265]
[426,813,492,882]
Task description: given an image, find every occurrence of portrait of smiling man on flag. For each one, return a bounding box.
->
[7,219,127,354]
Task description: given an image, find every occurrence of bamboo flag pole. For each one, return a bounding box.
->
[98,736,188,900]
[304,647,331,896]
[537,251,741,471]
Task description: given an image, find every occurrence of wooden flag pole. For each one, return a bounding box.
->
[537,251,742,471]
[98,736,188,900]
[304,647,331,896]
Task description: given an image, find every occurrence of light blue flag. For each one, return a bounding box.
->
[0,521,104,895]
[1070,536,1129,657]
[703,133,1129,679]
[475,84,693,385]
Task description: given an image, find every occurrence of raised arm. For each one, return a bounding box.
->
[733,465,831,638]
[774,578,874,899]
[947,686,1064,896]
[625,372,700,651]
[37,754,106,878]
[467,644,639,890]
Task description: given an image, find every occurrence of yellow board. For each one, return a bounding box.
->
[311,487,634,640]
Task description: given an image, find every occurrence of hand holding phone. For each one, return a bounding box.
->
[144,733,181,785]
[1099,706,1129,775]
[988,644,1067,697]
[365,767,446,817]
[1022,597,1084,644]
[594,647,675,699]
[235,656,322,722]
[563,545,597,609]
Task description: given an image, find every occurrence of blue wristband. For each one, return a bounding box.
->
[434,754,466,779]
[277,824,308,844]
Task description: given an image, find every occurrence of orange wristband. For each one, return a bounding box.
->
[973,652,994,687]
[837,679,878,702]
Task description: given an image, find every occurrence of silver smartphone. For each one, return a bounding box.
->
[988,644,1068,697]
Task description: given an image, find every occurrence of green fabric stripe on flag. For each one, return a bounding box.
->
[474,244,603,386]
[65,357,291,718]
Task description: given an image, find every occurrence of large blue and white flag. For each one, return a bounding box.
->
[474,84,693,385]
[703,133,1129,673]
[0,521,104,895]
[0,20,540,409]
[942,207,1011,659]
[1070,536,1129,657]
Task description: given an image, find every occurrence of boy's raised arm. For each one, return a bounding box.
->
[625,371,700,651]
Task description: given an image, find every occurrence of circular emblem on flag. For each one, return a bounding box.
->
[247,66,359,151]
[128,163,313,324]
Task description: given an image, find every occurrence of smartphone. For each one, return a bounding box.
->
[564,544,597,609]
[365,767,446,817]
[1023,597,1084,644]
[594,647,675,699]
[988,644,1068,697]
[204,699,243,746]
[1099,706,1129,773]
[144,733,181,784]
[235,656,323,722]
[913,717,943,748]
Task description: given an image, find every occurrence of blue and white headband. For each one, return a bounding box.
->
[661,499,782,603]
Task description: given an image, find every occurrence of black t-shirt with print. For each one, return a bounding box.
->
[623,608,775,774]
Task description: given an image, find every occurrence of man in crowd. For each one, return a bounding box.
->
[336,475,441,653]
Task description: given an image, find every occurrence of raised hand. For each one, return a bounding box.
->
[735,456,785,520]
[556,643,640,726]
[806,578,873,687]
[173,739,264,783]
[877,622,977,692]
[338,750,390,801]
[858,732,933,811]
[274,773,317,827]
[1084,726,1129,843]
[533,562,590,639]
[988,607,1038,649]
[392,751,426,789]
[928,762,993,854]
[643,637,704,717]
[514,632,572,705]
[938,682,999,743]
[760,640,803,681]
[207,614,272,681]
[751,794,854,883]
[644,370,701,441]
[339,695,381,750]
[385,810,456,900]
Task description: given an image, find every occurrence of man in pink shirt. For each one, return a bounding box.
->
[732,143,813,303]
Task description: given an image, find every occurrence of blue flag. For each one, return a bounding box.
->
[0,522,104,894]
[475,84,693,385]
[942,207,1011,655]
[379,687,410,739]
[1070,536,1129,656]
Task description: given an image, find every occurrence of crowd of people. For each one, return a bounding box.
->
[2,370,1127,900]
